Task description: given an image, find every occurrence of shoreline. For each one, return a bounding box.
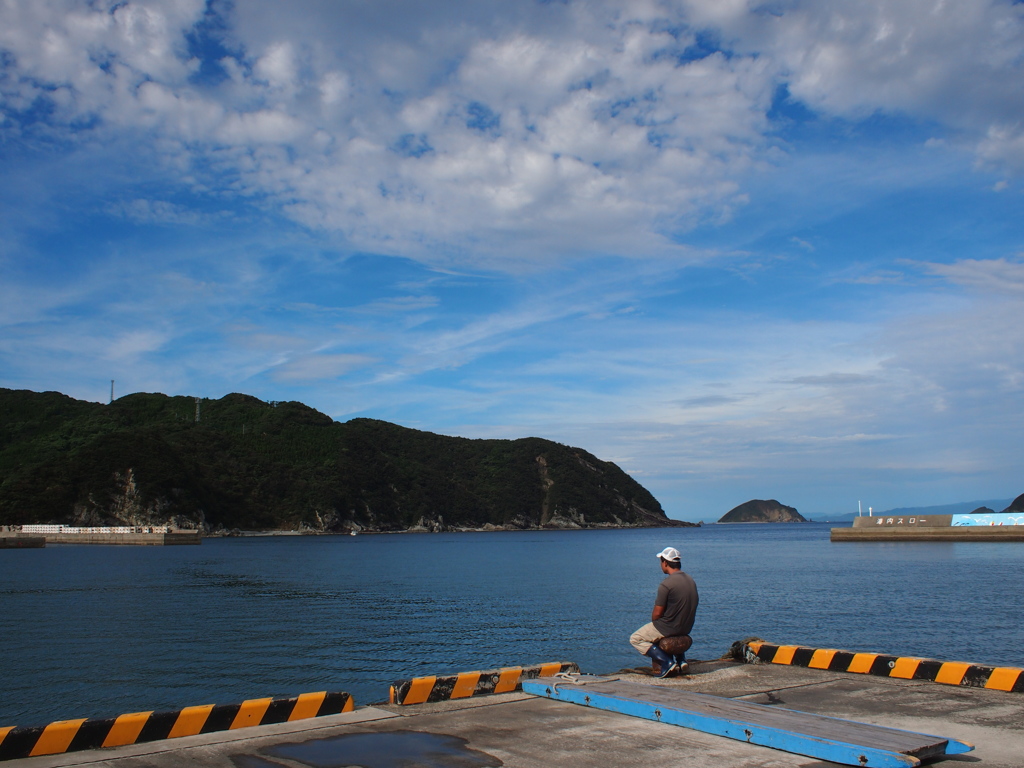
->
[208,520,699,537]
[713,520,812,524]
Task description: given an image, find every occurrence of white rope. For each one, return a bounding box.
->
[550,672,619,691]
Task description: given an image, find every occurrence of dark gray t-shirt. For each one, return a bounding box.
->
[653,570,699,637]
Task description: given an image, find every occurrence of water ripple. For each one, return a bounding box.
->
[1,526,1022,724]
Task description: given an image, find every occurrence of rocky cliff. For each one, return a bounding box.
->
[718,499,806,523]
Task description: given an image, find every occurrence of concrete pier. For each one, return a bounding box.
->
[833,512,1024,541]
[8,658,1023,768]
[832,525,1024,542]
[0,535,45,548]
[35,531,200,545]
[9,526,200,545]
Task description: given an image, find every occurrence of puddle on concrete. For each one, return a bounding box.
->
[231,730,503,768]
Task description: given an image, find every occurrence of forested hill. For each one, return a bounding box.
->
[0,389,687,533]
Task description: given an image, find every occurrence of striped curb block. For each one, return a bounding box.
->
[741,641,1024,693]
[390,661,579,705]
[0,691,353,762]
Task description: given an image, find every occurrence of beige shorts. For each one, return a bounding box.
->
[629,622,664,655]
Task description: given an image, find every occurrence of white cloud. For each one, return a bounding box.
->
[3,1,1022,266]
[356,295,441,314]
[977,123,1024,174]
[271,353,377,382]
[921,257,1024,295]
[217,109,306,145]
[105,329,169,360]
[878,295,1024,404]
[253,41,298,92]
[111,198,225,225]
[696,0,1024,169]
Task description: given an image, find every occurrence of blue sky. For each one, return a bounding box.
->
[2,1,1023,521]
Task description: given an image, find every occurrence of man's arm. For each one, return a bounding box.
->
[652,581,669,623]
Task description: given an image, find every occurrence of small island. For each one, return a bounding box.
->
[718,499,807,523]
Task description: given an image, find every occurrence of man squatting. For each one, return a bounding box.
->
[629,546,699,678]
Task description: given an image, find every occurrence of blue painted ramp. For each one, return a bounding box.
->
[522,677,972,768]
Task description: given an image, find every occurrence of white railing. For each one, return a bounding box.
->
[20,525,171,534]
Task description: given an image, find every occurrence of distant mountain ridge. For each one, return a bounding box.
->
[883,498,1021,516]
[0,388,689,533]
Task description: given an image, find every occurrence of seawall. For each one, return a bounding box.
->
[39,531,200,545]
[0,535,45,548]
[832,511,1024,542]
[10,526,200,546]
[832,527,1024,542]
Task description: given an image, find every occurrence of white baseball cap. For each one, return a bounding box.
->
[656,547,681,561]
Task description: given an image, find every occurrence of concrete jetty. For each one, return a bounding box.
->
[0,535,44,548]
[6,651,1023,768]
[12,526,200,546]
[833,512,1024,541]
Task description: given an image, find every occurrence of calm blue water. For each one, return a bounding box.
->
[2,523,1023,726]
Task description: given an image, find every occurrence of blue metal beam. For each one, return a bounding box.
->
[522,680,972,768]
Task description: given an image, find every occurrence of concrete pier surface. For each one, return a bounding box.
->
[9,659,1023,768]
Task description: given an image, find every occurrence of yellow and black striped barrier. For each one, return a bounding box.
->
[0,690,353,762]
[741,641,1024,693]
[390,661,579,705]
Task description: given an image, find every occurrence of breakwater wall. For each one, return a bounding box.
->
[13,525,200,546]
[832,512,1024,542]
[0,535,45,548]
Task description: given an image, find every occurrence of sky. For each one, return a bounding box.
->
[1,1,1023,522]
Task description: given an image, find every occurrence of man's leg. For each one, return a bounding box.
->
[629,622,663,655]
[629,623,678,678]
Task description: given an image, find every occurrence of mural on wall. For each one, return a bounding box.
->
[864,513,1024,527]
[951,513,1024,527]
